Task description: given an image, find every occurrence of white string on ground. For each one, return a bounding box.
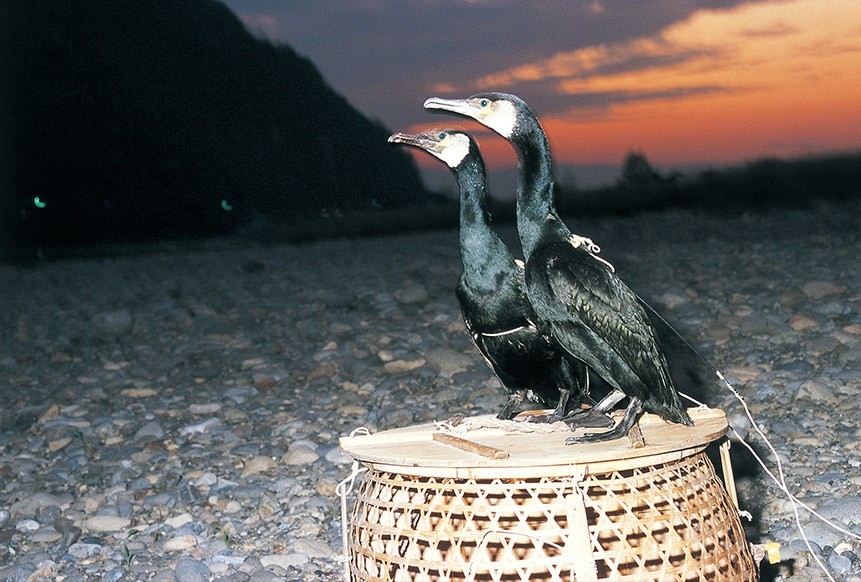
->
[680,383,835,581]
[648,293,857,581]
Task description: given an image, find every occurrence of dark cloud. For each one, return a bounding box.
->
[220,0,767,129]
[489,83,736,121]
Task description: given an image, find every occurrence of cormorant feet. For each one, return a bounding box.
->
[565,422,630,444]
[523,411,568,424]
[496,390,526,421]
[565,398,642,445]
[560,408,615,429]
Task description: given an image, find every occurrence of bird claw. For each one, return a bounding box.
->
[523,411,566,424]
[566,397,644,445]
[565,429,619,445]
[561,408,615,429]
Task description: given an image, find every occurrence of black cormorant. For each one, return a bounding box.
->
[388,129,600,424]
[424,93,693,443]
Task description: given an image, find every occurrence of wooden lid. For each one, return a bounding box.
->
[339,407,727,478]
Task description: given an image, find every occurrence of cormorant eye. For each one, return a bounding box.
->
[438,132,446,139]
[480,99,489,107]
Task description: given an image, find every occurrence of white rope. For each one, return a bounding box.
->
[435,414,572,435]
[336,428,370,582]
[480,325,529,338]
[568,233,616,272]
[644,295,855,580]
[567,233,602,254]
[678,367,859,581]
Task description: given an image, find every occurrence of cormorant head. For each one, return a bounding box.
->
[388,129,474,169]
[424,92,528,139]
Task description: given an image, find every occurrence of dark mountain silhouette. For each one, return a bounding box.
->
[2,0,430,250]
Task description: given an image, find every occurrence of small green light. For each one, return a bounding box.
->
[221,199,233,211]
[33,197,46,208]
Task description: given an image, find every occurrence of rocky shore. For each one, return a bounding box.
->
[1,201,860,581]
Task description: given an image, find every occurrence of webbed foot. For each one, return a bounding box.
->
[523,410,568,424]
[496,390,526,420]
[560,408,615,429]
[565,398,643,445]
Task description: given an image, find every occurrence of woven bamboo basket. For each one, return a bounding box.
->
[339,407,757,581]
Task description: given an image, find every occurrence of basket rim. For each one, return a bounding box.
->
[340,407,727,478]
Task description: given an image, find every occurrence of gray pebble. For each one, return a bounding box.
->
[828,551,853,575]
[12,562,37,582]
[10,491,71,517]
[92,309,133,338]
[394,281,428,304]
[35,504,60,524]
[133,420,165,442]
[230,443,261,456]
[15,519,40,533]
[179,417,221,435]
[128,477,151,491]
[817,496,861,525]
[325,446,353,465]
[150,570,178,582]
[68,543,102,559]
[174,557,210,582]
[249,571,287,582]
[212,554,246,566]
[141,492,177,507]
[239,557,264,574]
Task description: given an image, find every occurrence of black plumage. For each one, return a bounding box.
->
[388,129,595,422]
[424,93,693,443]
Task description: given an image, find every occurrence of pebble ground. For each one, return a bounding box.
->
[1,201,860,581]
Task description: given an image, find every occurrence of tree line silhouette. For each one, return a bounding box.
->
[555,150,861,217]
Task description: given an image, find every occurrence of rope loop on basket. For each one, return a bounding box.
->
[336,429,370,582]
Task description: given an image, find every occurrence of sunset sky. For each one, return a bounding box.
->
[222,0,861,189]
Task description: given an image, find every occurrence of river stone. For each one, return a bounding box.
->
[83,515,131,532]
[92,309,133,337]
[281,444,319,465]
[174,557,210,582]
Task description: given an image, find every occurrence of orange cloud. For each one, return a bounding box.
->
[472,0,861,167]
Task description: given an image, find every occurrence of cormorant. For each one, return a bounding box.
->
[388,129,601,424]
[424,93,693,443]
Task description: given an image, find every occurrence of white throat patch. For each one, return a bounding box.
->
[482,99,517,138]
[434,133,471,168]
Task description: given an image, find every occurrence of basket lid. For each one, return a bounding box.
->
[339,407,727,478]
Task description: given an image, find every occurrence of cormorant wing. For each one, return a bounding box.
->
[526,241,672,400]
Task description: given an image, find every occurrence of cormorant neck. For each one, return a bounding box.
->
[454,155,513,285]
[454,153,490,225]
[511,120,568,260]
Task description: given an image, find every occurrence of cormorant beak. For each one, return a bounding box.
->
[425,95,517,139]
[388,132,441,153]
[424,97,481,121]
